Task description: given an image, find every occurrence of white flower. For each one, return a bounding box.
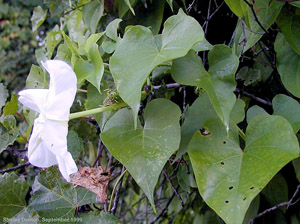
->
[18,60,78,181]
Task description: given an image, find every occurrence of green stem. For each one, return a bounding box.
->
[108,169,127,212]
[104,69,112,75]
[238,127,246,141]
[69,102,127,120]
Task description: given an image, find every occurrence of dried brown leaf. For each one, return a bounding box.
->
[70,166,110,202]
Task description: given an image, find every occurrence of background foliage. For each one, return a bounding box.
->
[1,0,300,223]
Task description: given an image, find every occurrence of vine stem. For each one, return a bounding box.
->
[108,169,128,212]
[0,162,30,174]
[69,102,127,120]
[238,127,246,141]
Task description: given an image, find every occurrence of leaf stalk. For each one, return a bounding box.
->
[108,169,127,212]
[69,102,127,120]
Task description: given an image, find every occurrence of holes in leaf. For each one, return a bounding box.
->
[220,162,225,165]
[229,186,233,190]
[223,141,226,144]
[200,128,211,136]
[225,200,229,204]
[250,187,254,190]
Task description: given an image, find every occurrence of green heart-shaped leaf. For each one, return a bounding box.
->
[171,45,239,130]
[188,115,299,224]
[109,9,203,127]
[275,33,300,98]
[273,94,300,133]
[101,99,181,208]
[277,9,300,55]
[82,0,104,34]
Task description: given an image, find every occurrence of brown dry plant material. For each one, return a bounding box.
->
[71,166,110,202]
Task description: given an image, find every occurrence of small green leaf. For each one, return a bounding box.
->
[275,33,300,98]
[230,99,245,124]
[253,48,273,82]
[1,115,16,130]
[101,98,181,209]
[0,173,29,220]
[35,46,48,66]
[290,1,300,8]
[31,6,47,32]
[137,0,165,35]
[61,31,79,65]
[26,65,48,89]
[86,84,110,130]
[3,95,18,116]
[110,9,204,127]
[0,129,15,153]
[277,9,300,55]
[118,0,137,18]
[0,115,18,150]
[66,9,85,42]
[166,0,174,11]
[224,0,248,18]
[124,0,165,35]
[273,94,300,133]
[152,66,170,80]
[192,38,213,52]
[0,83,8,111]
[102,39,116,54]
[29,167,97,219]
[106,19,122,41]
[188,115,299,224]
[236,67,261,86]
[246,105,267,123]
[172,45,239,130]
[176,93,217,159]
[46,27,63,58]
[82,0,104,34]
[75,43,104,92]
[55,44,72,63]
[85,32,105,54]
[124,0,135,15]
[232,0,284,55]
[67,130,84,160]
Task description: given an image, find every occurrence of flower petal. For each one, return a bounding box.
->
[56,152,78,181]
[42,119,78,180]
[28,117,57,167]
[41,60,77,121]
[18,89,48,113]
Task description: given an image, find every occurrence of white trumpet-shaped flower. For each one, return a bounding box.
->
[18,60,78,181]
